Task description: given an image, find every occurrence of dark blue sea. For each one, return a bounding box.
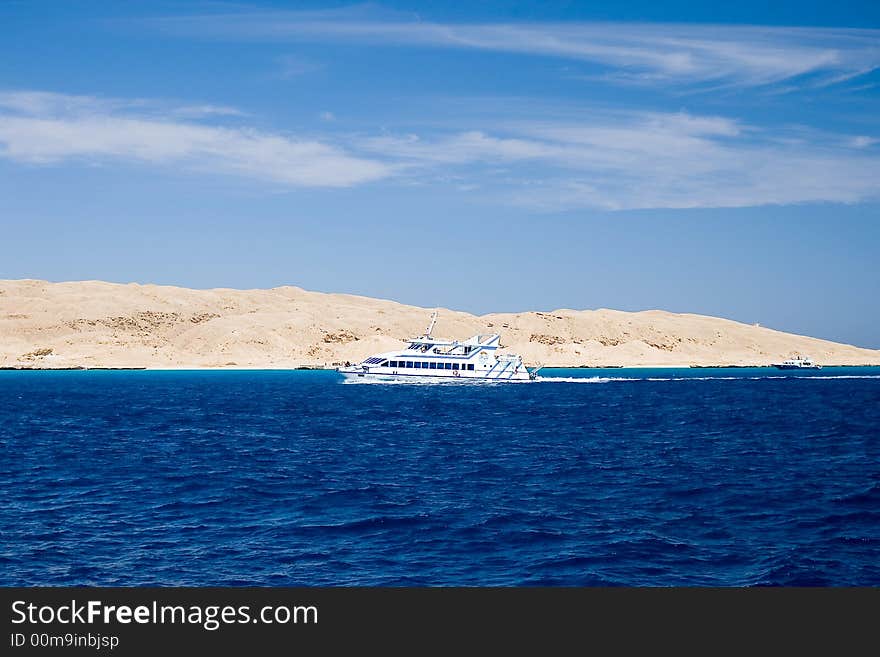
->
[2,367,879,586]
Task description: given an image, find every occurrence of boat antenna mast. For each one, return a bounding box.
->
[425,309,438,338]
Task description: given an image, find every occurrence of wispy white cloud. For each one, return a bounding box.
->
[360,131,560,164]
[276,54,323,79]
[0,90,136,116]
[357,110,880,210]
[1,90,878,209]
[0,91,245,120]
[848,135,878,149]
[172,104,246,118]
[145,9,880,89]
[0,90,389,187]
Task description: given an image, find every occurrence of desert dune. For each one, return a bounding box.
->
[1,279,878,369]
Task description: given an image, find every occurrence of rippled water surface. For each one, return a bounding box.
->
[2,368,879,585]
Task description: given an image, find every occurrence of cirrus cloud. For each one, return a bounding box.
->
[357,110,880,210]
[144,8,880,90]
[0,90,390,187]
[1,90,879,210]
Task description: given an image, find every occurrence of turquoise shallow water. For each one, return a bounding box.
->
[1,367,878,585]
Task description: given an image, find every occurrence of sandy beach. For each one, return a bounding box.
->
[1,279,878,369]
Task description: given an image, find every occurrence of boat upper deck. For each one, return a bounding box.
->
[400,332,500,357]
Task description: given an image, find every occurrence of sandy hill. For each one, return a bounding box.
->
[1,279,878,369]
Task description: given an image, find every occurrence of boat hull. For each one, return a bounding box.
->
[337,368,533,382]
[773,364,822,370]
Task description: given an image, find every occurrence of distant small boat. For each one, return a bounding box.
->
[772,355,821,370]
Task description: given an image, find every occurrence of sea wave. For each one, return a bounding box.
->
[3,370,879,586]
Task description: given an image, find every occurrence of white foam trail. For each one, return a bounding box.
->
[783,375,880,380]
[537,374,880,383]
[342,373,880,385]
[649,376,741,381]
[534,376,633,383]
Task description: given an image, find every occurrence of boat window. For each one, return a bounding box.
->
[428,362,436,369]
[467,364,475,370]
[452,363,459,370]
[444,363,451,369]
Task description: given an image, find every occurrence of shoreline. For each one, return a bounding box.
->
[3,364,880,372]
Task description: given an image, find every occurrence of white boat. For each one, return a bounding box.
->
[772,355,821,370]
[337,311,538,382]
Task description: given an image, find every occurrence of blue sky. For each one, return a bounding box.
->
[1,1,879,347]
